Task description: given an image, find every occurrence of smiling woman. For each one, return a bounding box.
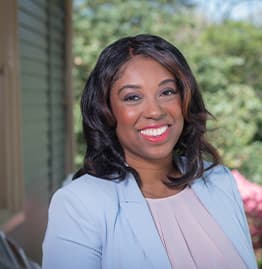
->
[42,34,258,269]
[74,34,221,189]
[110,56,184,173]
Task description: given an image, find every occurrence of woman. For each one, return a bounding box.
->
[42,34,257,269]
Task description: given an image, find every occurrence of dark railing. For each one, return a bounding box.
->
[0,230,41,269]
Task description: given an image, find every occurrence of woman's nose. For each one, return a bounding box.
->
[143,98,166,119]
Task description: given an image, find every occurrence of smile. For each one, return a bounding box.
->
[140,125,168,137]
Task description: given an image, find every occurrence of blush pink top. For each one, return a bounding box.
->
[146,186,247,269]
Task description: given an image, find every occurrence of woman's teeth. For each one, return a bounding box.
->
[140,126,168,136]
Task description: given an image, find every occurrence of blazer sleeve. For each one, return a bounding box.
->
[224,167,254,250]
[42,187,103,269]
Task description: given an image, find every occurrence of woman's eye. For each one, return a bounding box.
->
[161,88,177,96]
[123,94,141,102]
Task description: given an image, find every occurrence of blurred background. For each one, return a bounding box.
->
[0,0,261,267]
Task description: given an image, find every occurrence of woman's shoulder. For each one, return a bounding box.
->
[193,163,238,194]
[191,163,245,225]
[62,173,119,195]
[49,173,121,217]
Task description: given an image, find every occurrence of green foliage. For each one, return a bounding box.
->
[73,1,262,184]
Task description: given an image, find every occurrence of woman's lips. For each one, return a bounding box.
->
[139,125,169,142]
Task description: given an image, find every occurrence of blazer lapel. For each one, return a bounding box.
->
[191,177,254,269]
[117,175,172,269]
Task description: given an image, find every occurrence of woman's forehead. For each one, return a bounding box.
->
[115,55,173,82]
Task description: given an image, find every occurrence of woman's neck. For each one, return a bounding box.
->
[126,156,172,182]
[125,156,182,198]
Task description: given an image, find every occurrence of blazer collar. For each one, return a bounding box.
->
[117,174,172,269]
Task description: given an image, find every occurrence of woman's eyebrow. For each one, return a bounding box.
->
[158,79,176,86]
[118,84,141,94]
[117,79,176,94]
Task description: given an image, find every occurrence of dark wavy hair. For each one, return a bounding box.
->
[73,34,221,187]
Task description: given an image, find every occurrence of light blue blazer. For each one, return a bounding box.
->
[42,165,258,269]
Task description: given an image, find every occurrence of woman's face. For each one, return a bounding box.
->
[110,55,184,165]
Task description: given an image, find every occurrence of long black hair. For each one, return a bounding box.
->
[73,34,221,187]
